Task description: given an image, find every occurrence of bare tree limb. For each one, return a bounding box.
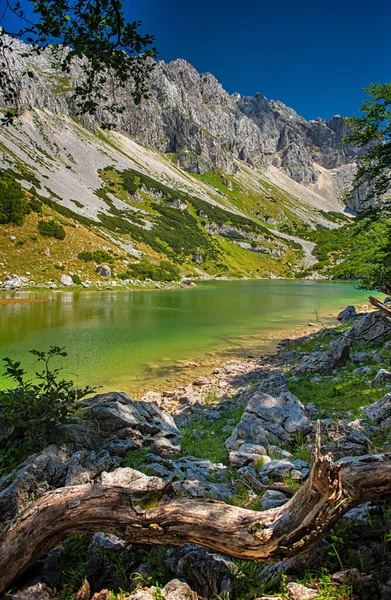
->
[1,449,391,591]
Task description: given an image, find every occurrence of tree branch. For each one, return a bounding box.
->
[1,450,391,591]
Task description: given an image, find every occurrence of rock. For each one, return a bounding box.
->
[56,392,181,449]
[172,479,232,501]
[91,591,110,600]
[92,532,127,552]
[75,580,90,600]
[3,274,22,290]
[362,392,391,423]
[353,366,371,376]
[286,582,318,599]
[372,369,391,386]
[331,568,361,583]
[167,544,236,599]
[226,390,311,450]
[294,351,335,374]
[8,584,51,600]
[192,376,211,386]
[162,579,195,600]
[99,468,167,494]
[97,264,112,278]
[348,311,391,343]
[151,438,181,458]
[267,445,293,459]
[352,352,371,364]
[64,449,120,485]
[373,351,386,363]
[320,419,370,458]
[258,489,288,510]
[60,274,73,286]
[337,305,357,322]
[258,459,303,482]
[228,451,270,468]
[193,251,204,264]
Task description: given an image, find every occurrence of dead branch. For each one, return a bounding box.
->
[1,450,391,591]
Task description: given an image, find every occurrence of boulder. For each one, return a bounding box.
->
[293,351,335,374]
[151,438,181,458]
[167,544,236,599]
[352,352,371,364]
[172,480,232,501]
[258,489,288,510]
[226,390,311,450]
[353,366,371,376]
[96,264,111,278]
[286,582,318,600]
[362,392,391,423]
[3,274,22,290]
[320,419,370,458]
[372,369,391,386]
[60,274,73,286]
[258,459,304,482]
[337,305,357,322]
[7,584,51,600]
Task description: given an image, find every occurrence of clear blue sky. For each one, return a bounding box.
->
[129,0,390,120]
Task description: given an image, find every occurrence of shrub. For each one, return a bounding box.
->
[0,347,96,475]
[38,219,66,240]
[128,260,180,282]
[71,274,81,284]
[77,250,114,264]
[0,175,29,225]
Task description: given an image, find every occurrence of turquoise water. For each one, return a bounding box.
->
[0,280,372,396]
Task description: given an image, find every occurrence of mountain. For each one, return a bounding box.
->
[0,37,366,288]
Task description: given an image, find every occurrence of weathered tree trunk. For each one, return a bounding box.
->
[369,295,391,317]
[1,444,391,591]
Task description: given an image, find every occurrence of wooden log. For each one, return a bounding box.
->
[1,444,391,591]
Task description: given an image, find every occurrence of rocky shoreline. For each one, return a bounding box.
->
[2,304,391,599]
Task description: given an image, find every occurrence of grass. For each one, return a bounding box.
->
[180,401,244,464]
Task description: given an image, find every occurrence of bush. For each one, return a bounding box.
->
[77,250,114,264]
[71,274,81,284]
[129,260,180,282]
[0,176,29,225]
[38,219,66,240]
[0,347,95,475]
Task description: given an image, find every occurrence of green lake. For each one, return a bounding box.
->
[0,280,374,396]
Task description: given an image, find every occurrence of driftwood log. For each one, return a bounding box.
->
[1,431,391,591]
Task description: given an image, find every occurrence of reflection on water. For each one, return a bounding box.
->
[0,280,372,395]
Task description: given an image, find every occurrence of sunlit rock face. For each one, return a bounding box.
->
[2,36,368,209]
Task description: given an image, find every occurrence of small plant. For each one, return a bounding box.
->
[38,219,66,239]
[78,250,114,264]
[0,347,95,473]
[72,274,82,284]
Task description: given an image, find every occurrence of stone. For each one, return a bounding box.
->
[8,584,51,600]
[352,352,371,364]
[337,305,357,322]
[226,389,311,450]
[167,544,236,599]
[331,568,360,583]
[193,251,204,264]
[258,489,288,510]
[192,376,211,386]
[91,591,110,600]
[172,480,232,501]
[97,264,111,278]
[60,274,73,286]
[151,438,181,458]
[294,351,335,374]
[320,419,370,458]
[228,451,270,468]
[372,369,391,386]
[99,468,167,494]
[75,580,90,600]
[286,582,318,599]
[353,366,371,376]
[3,274,22,290]
[373,351,386,363]
[162,579,195,600]
[362,392,391,423]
